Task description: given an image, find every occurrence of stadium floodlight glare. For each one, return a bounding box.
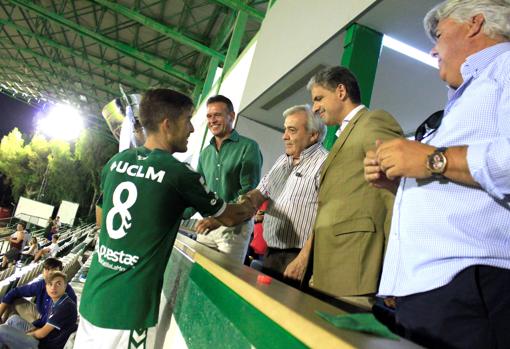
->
[37,104,84,141]
[382,35,438,69]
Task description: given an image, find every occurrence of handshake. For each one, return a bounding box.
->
[196,193,259,234]
[236,194,259,218]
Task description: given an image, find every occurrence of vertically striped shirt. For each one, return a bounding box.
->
[257,143,328,249]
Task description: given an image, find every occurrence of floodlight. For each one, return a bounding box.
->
[382,35,438,69]
[36,104,84,141]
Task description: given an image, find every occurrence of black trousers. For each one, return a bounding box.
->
[261,247,301,288]
[395,265,510,349]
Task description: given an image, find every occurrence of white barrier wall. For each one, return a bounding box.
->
[240,0,379,111]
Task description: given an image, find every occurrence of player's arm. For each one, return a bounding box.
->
[214,200,257,227]
[179,164,257,228]
[195,189,266,234]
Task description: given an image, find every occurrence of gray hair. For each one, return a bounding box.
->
[424,0,510,42]
[282,105,327,144]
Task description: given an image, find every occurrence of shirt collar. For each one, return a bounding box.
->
[461,42,510,80]
[209,129,239,145]
[335,105,365,137]
[52,294,69,306]
[300,142,323,159]
[286,142,323,166]
[448,42,510,98]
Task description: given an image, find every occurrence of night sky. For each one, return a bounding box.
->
[0,93,40,138]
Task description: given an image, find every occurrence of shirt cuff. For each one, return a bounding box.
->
[467,143,504,199]
[46,321,61,330]
[212,201,227,218]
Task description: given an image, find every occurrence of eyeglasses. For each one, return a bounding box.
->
[415,110,444,141]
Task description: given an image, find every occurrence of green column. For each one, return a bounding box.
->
[267,0,277,12]
[322,23,383,150]
[221,11,248,80]
[191,84,203,106]
[199,56,221,104]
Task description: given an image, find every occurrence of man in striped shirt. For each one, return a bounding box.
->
[244,105,327,284]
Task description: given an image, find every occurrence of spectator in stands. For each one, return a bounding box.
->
[33,235,59,262]
[44,217,53,232]
[22,228,32,251]
[1,222,26,269]
[0,258,76,327]
[50,223,58,237]
[0,271,77,349]
[44,217,53,241]
[300,66,403,308]
[21,237,39,263]
[194,95,263,263]
[74,89,256,348]
[243,105,328,285]
[365,1,510,347]
[54,216,61,229]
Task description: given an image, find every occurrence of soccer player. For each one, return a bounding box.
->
[74,89,256,348]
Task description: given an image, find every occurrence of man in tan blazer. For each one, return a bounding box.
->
[284,66,403,306]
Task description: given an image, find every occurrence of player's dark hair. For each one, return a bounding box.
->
[139,89,194,133]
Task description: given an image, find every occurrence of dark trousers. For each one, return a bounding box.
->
[395,265,510,349]
[261,247,300,288]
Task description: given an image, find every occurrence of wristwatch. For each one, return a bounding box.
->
[426,147,448,178]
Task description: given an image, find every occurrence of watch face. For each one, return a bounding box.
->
[428,150,447,174]
[431,153,445,170]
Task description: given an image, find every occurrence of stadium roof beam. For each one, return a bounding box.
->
[210,0,265,22]
[8,0,201,86]
[222,11,248,75]
[0,56,102,103]
[0,69,44,99]
[0,19,150,92]
[92,0,225,61]
[0,64,88,105]
[0,39,76,104]
[12,46,121,97]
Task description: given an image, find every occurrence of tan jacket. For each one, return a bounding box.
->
[312,108,403,297]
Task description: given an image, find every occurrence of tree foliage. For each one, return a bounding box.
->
[75,129,117,215]
[0,128,117,220]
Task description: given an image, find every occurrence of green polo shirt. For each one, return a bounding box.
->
[198,130,262,203]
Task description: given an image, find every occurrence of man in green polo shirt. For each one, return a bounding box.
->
[74,89,256,349]
[195,95,262,262]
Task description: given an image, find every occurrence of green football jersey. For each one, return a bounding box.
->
[80,147,224,329]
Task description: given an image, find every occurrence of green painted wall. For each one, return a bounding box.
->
[162,250,307,348]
